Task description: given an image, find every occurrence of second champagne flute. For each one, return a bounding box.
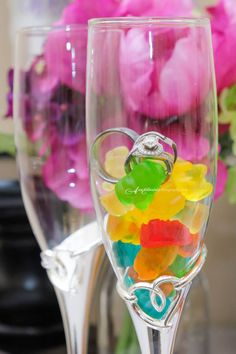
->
[14,25,103,354]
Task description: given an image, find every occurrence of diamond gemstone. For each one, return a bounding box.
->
[143,136,157,150]
[135,135,164,156]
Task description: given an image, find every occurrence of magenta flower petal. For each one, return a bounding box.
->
[60,0,193,22]
[159,33,210,116]
[207,0,236,92]
[60,0,120,24]
[29,57,59,99]
[44,28,87,93]
[214,159,228,200]
[211,26,236,92]
[68,136,89,180]
[42,144,93,211]
[120,29,154,111]
[118,0,193,16]
[120,29,210,119]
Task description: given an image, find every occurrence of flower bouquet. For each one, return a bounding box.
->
[5,0,236,207]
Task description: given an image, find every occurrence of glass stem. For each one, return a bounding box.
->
[55,288,88,354]
[49,245,104,354]
[128,284,191,354]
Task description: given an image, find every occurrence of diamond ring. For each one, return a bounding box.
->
[125,131,177,175]
[91,128,177,184]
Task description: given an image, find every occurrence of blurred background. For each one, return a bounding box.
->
[0,0,235,353]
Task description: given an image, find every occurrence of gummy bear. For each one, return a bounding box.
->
[113,241,141,268]
[178,233,200,258]
[105,146,129,179]
[126,268,174,297]
[134,246,178,281]
[172,160,213,201]
[159,281,174,298]
[100,190,133,216]
[127,267,141,282]
[102,181,114,192]
[125,179,185,225]
[170,255,193,278]
[172,201,209,234]
[115,160,167,210]
[135,288,175,320]
[158,270,175,297]
[107,214,140,245]
[141,219,192,248]
[147,179,185,220]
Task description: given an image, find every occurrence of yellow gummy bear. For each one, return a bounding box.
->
[100,190,133,216]
[172,202,209,234]
[107,214,140,245]
[124,179,185,224]
[172,160,213,202]
[104,146,129,179]
[102,182,114,192]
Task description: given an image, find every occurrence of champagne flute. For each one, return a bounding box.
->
[13,25,102,354]
[86,17,217,354]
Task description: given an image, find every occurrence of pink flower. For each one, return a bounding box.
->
[159,31,210,117]
[59,0,120,24]
[120,28,210,119]
[44,27,87,93]
[92,31,122,95]
[60,0,193,22]
[118,0,193,17]
[166,130,210,162]
[42,136,93,212]
[29,56,59,99]
[215,159,228,199]
[207,0,236,92]
[46,0,193,94]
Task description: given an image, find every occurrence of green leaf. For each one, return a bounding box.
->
[219,86,236,124]
[226,166,236,204]
[0,133,15,156]
[218,111,235,124]
[225,85,236,111]
[230,118,236,142]
[219,132,233,160]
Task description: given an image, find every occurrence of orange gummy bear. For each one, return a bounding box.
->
[134,246,178,281]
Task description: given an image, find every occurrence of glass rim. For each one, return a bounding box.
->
[17,24,87,35]
[89,16,210,27]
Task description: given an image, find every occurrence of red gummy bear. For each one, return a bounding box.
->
[141,219,192,248]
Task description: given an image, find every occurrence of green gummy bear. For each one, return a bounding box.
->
[113,241,141,268]
[115,160,166,210]
[170,255,193,278]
